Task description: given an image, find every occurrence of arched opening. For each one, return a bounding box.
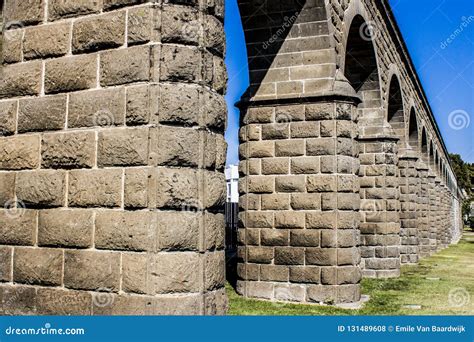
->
[421,128,428,163]
[387,75,405,140]
[344,15,381,112]
[429,141,435,169]
[408,108,419,150]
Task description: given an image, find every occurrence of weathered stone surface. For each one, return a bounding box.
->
[45,55,97,94]
[0,210,37,246]
[160,45,201,82]
[0,62,42,99]
[124,168,150,208]
[16,170,66,207]
[95,211,152,251]
[0,173,15,206]
[2,29,22,63]
[64,250,121,291]
[73,12,126,53]
[38,209,93,248]
[18,95,67,133]
[3,0,44,26]
[41,131,96,169]
[24,23,70,59]
[101,45,151,86]
[103,0,150,10]
[36,288,92,315]
[0,101,17,136]
[68,169,122,207]
[98,128,149,166]
[126,85,150,125]
[150,252,201,294]
[122,253,147,294]
[48,0,102,21]
[13,247,63,286]
[68,88,126,128]
[156,211,200,251]
[161,5,200,46]
[0,247,13,282]
[128,6,154,45]
[155,168,199,209]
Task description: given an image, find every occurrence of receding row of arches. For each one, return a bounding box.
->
[343,14,450,181]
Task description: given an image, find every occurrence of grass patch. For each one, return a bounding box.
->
[227,230,474,315]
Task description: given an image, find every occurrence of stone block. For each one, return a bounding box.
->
[124,168,150,208]
[128,6,154,45]
[4,0,44,26]
[0,247,12,282]
[261,158,289,175]
[73,11,126,53]
[38,209,93,248]
[18,95,67,133]
[64,250,121,291]
[68,169,122,207]
[204,251,225,291]
[23,22,70,59]
[261,194,290,210]
[13,247,63,286]
[150,126,200,167]
[0,173,15,206]
[122,253,147,294]
[95,211,153,252]
[68,88,126,128]
[156,211,200,251]
[41,131,96,169]
[0,61,42,99]
[0,210,37,246]
[36,288,92,315]
[290,266,320,283]
[0,100,17,136]
[45,55,97,94]
[16,170,65,207]
[291,157,320,174]
[307,175,336,192]
[247,247,273,264]
[98,128,149,167]
[275,175,305,192]
[160,45,201,82]
[161,5,200,46]
[48,0,101,20]
[261,229,289,246]
[260,265,289,282]
[101,45,151,86]
[2,29,22,63]
[150,252,201,294]
[306,248,337,266]
[290,193,321,210]
[274,247,304,265]
[290,230,320,247]
[275,212,305,228]
[155,168,199,209]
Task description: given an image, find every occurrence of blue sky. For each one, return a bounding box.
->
[224,0,474,165]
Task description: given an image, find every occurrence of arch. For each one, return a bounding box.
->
[429,141,435,168]
[420,127,428,162]
[408,108,419,150]
[387,75,405,140]
[344,15,381,97]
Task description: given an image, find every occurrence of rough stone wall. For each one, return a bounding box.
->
[237,100,361,305]
[358,137,400,277]
[398,151,418,264]
[0,0,227,315]
[416,162,430,258]
[427,172,438,255]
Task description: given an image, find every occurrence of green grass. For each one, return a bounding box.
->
[227,230,474,315]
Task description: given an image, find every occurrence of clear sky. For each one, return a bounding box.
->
[223,0,474,166]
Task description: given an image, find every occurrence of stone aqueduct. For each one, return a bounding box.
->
[0,0,464,314]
